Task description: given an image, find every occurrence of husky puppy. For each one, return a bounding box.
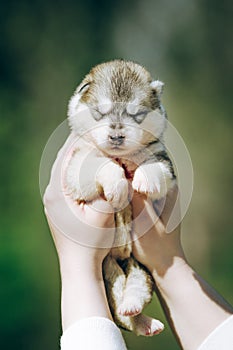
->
[65,60,176,336]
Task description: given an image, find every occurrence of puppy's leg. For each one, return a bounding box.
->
[66,150,128,206]
[103,256,164,335]
[103,255,126,312]
[103,255,134,332]
[96,160,128,209]
[118,257,153,317]
[65,150,102,201]
[132,161,175,199]
[132,314,164,336]
[111,206,132,259]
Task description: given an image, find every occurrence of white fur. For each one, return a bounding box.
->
[104,256,164,336]
[68,92,82,117]
[118,263,152,316]
[132,314,164,336]
[65,149,129,209]
[68,103,98,137]
[98,97,112,114]
[95,161,128,209]
[89,117,146,156]
[126,99,140,115]
[132,162,174,199]
[140,110,167,140]
[150,80,164,95]
[104,256,135,331]
[65,149,101,201]
[68,82,90,118]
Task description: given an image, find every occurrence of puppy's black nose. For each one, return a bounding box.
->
[109,135,125,145]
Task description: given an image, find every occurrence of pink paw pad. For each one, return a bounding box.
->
[118,305,142,317]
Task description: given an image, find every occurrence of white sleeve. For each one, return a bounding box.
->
[198,315,233,350]
[60,317,128,350]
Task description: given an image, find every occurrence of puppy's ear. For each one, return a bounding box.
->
[150,80,164,97]
[78,82,90,94]
[68,81,91,117]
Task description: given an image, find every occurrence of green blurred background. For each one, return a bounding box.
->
[1,0,232,349]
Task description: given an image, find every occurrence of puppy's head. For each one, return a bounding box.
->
[68,60,166,155]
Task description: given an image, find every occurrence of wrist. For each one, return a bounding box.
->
[146,235,186,276]
[151,256,190,292]
[60,255,111,330]
[59,254,104,282]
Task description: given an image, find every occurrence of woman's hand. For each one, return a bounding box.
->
[43,134,116,264]
[43,134,115,330]
[131,186,185,277]
[131,187,233,350]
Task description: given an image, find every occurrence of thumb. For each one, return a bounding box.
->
[131,192,163,241]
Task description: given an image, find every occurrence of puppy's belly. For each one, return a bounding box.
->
[115,158,137,180]
[110,206,132,260]
[110,244,132,260]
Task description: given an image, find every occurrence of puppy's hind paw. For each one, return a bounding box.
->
[117,298,142,317]
[132,314,164,337]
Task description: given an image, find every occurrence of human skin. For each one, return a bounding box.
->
[44,134,116,331]
[132,189,233,350]
[43,135,233,349]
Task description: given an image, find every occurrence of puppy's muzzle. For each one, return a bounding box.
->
[109,134,125,145]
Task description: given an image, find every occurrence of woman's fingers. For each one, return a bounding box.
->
[43,133,77,204]
[154,185,181,233]
[131,192,164,241]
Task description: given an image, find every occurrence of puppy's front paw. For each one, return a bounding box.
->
[132,167,158,194]
[65,150,103,202]
[104,178,129,209]
[132,167,159,195]
[132,163,173,199]
[96,162,128,209]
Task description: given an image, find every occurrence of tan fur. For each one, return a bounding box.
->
[65,60,176,336]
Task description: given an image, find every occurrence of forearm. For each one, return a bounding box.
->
[60,260,112,331]
[132,192,233,349]
[151,258,233,350]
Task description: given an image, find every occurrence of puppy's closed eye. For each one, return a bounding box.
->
[91,108,103,121]
[129,111,147,123]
